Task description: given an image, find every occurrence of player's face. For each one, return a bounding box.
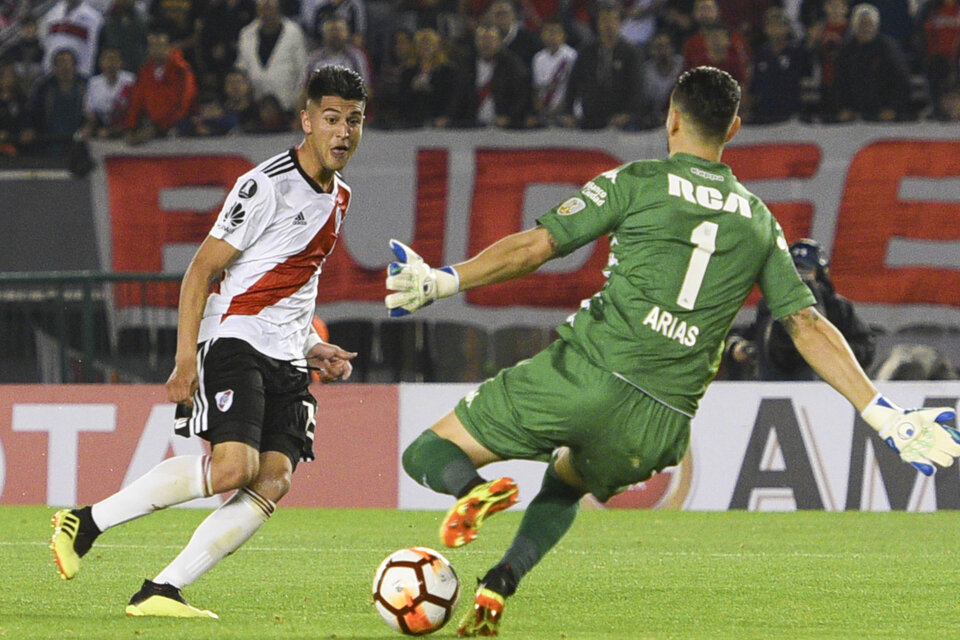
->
[301,95,365,173]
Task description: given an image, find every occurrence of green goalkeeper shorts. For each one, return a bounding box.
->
[454,339,690,502]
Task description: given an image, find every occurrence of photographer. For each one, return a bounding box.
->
[724,239,876,380]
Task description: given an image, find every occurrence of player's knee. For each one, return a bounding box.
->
[210,458,259,493]
[250,468,292,503]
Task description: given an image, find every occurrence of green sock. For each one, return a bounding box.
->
[402,430,482,497]
[498,464,583,587]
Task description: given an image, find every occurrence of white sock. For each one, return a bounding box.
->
[91,455,212,531]
[153,487,275,588]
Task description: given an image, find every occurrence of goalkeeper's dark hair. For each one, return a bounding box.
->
[305,65,368,104]
[670,66,741,143]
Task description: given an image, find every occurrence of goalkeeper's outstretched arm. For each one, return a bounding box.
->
[385,227,559,316]
[453,227,559,291]
[782,306,876,412]
[784,306,960,475]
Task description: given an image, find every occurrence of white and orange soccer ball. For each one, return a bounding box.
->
[372,547,460,635]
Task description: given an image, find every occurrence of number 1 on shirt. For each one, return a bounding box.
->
[677,221,718,310]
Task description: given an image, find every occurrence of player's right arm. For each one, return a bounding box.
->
[783,306,960,475]
[166,236,240,404]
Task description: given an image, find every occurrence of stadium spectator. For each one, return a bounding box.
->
[24,48,87,155]
[684,22,749,86]
[371,28,416,128]
[247,92,293,132]
[619,0,669,50]
[917,0,960,120]
[98,0,148,73]
[870,0,915,59]
[659,0,699,47]
[805,0,848,122]
[302,0,367,48]
[304,16,372,89]
[123,25,198,144]
[0,62,28,154]
[487,0,542,68]
[38,0,104,78]
[236,0,308,114]
[222,67,260,131]
[2,15,44,92]
[528,17,576,127]
[458,22,529,127]
[681,0,751,77]
[149,0,203,71]
[196,0,256,95]
[717,0,778,46]
[0,0,27,32]
[49,65,365,619]
[637,30,683,128]
[398,27,460,127]
[176,89,243,137]
[563,4,640,130]
[835,2,911,121]
[723,239,875,381]
[80,45,135,139]
[748,6,811,123]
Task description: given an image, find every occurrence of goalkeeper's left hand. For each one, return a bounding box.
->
[861,393,960,476]
[384,239,459,317]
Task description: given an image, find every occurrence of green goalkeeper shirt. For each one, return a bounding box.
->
[537,152,816,416]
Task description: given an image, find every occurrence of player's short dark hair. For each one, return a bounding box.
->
[670,66,741,143]
[305,65,368,104]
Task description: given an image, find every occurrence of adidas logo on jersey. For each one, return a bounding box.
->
[293,212,307,225]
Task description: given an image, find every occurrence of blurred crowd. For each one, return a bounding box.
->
[1,0,958,157]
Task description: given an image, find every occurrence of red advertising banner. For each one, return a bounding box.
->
[0,385,398,508]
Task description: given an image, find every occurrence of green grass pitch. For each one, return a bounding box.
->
[4,505,960,639]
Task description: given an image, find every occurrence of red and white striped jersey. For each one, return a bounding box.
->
[198,148,351,361]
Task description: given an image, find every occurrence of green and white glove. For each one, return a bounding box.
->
[861,393,960,476]
[385,239,460,317]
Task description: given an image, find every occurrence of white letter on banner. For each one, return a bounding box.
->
[12,404,116,506]
[123,404,220,508]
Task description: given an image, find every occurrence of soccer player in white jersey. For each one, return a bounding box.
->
[50,65,367,618]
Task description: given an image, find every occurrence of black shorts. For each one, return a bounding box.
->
[181,337,317,468]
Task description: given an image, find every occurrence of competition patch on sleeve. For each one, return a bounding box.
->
[557,196,587,216]
[238,178,258,198]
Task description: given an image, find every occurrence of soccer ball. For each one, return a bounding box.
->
[372,546,460,635]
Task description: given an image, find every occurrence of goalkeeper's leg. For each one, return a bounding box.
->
[402,412,516,547]
[459,454,584,637]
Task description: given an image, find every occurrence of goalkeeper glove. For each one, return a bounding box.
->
[384,239,459,317]
[861,393,960,476]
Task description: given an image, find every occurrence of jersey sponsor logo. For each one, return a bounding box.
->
[690,167,725,182]
[557,196,586,216]
[642,305,699,347]
[293,211,307,225]
[600,167,623,184]
[239,178,258,198]
[667,173,751,218]
[215,389,234,412]
[216,202,246,234]
[581,181,607,206]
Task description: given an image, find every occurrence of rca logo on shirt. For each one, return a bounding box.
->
[667,173,751,218]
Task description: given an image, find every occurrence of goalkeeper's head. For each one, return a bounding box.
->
[668,66,741,148]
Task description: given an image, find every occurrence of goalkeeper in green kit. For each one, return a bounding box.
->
[385,66,960,637]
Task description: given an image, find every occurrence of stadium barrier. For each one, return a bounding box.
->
[2,381,958,512]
